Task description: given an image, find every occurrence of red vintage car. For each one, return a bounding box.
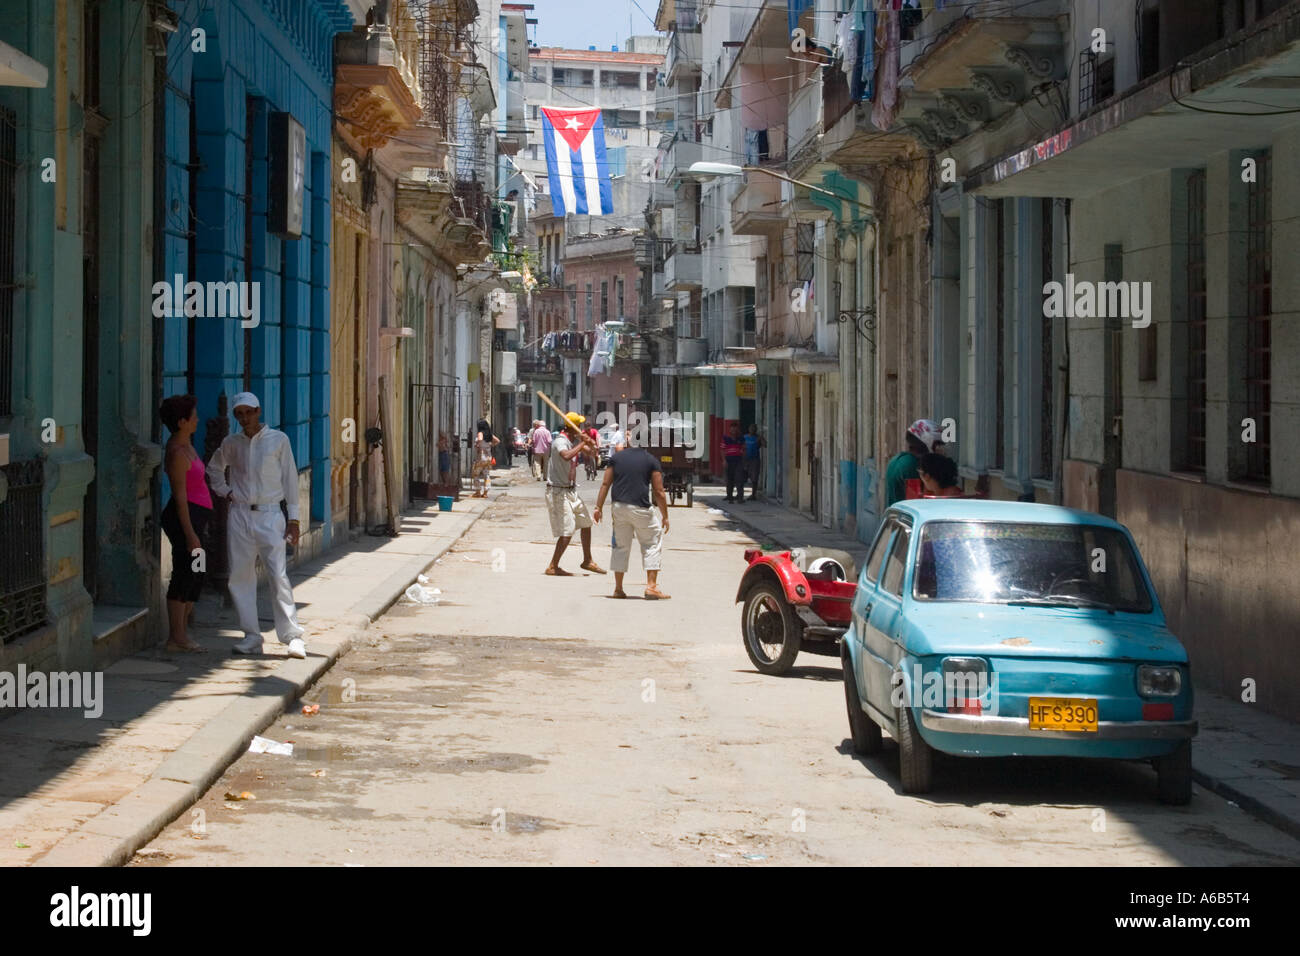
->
[735,483,984,675]
[735,547,858,674]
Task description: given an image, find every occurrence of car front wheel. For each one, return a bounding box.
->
[1155,740,1192,805]
[896,703,934,793]
[842,645,882,754]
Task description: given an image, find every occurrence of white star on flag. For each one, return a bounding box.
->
[564,117,580,130]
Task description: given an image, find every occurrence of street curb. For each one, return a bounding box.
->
[1191,770,1300,842]
[705,496,1300,841]
[32,503,490,867]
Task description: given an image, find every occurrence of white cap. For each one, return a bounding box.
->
[231,391,260,410]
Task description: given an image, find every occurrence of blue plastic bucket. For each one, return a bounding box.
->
[437,495,453,512]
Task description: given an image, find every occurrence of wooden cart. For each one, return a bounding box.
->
[647,442,700,507]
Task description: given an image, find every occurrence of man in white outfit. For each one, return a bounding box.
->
[206,392,307,658]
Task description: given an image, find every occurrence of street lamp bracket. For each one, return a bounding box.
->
[837,309,876,345]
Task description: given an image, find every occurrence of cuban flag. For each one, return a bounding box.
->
[541,107,614,217]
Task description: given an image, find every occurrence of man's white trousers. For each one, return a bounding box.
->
[227,506,302,641]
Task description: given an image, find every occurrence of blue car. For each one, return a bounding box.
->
[841,499,1197,804]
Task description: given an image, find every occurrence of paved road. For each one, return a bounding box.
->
[133,469,1300,866]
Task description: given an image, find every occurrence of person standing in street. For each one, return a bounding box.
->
[530,418,551,481]
[742,423,765,503]
[159,395,212,653]
[544,412,604,576]
[885,418,942,506]
[471,418,497,497]
[206,392,307,658]
[918,452,963,497]
[723,421,745,503]
[437,431,453,486]
[502,425,515,469]
[593,437,671,599]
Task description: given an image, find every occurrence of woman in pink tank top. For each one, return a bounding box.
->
[160,395,214,653]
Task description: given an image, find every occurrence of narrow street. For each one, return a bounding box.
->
[132,472,1300,866]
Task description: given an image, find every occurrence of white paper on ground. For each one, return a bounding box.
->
[248,735,294,756]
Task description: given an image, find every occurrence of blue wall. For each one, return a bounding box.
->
[161,0,351,529]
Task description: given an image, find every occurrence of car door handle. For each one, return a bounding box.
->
[861,601,873,618]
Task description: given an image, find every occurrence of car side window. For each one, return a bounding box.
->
[860,519,895,588]
[880,523,912,598]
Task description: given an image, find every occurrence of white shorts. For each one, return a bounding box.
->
[546,487,592,538]
[610,503,663,573]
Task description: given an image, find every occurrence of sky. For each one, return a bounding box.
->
[529,0,661,52]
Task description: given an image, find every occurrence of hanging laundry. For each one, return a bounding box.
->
[836,11,854,77]
[871,9,900,131]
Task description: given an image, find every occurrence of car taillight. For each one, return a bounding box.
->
[743,549,758,563]
[1143,702,1174,721]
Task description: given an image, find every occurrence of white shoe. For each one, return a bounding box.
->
[287,638,307,659]
[232,633,264,655]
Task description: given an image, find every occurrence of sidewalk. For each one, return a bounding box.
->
[0,491,495,866]
[696,485,1300,840]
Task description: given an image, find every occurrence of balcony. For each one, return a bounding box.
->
[675,336,707,366]
[787,77,823,163]
[887,5,1065,152]
[664,135,702,185]
[665,30,702,86]
[498,76,527,154]
[396,171,457,249]
[518,354,561,376]
[731,174,784,238]
[503,6,531,74]
[441,178,493,262]
[714,0,788,110]
[664,244,701,291]
[334,0,424,150]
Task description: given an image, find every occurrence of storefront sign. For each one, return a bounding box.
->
[269,111,306,239]
[736,376,757,399]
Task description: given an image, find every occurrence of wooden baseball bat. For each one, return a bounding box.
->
[534,390,595,452]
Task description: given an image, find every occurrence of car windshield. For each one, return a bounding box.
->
[912,521,1154,613]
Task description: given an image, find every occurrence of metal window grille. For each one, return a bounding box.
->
[1244,153,1271,482]
[1186,170,1207,472]
[1,458,47,643]
[796,223,815,283]
[0,106,16,417]
[1038,198,1054,479]
[1079,50,1115,112]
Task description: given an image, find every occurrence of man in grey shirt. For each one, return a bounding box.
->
[593,439,671,600]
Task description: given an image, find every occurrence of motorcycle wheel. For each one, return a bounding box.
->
[740,581,802,675]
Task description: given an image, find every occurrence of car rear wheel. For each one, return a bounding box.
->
[741,581,802,675]
[841,645,882,754]
[896,703,934,793]
[1155,740,1192,805]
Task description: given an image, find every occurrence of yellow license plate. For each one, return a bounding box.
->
[660,456,673,463]
[1028,697,1099,732]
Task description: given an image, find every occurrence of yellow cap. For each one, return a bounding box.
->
[564,411,585,427]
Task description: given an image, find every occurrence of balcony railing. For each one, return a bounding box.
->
[453,178,491,236]
[518,354,561,375]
